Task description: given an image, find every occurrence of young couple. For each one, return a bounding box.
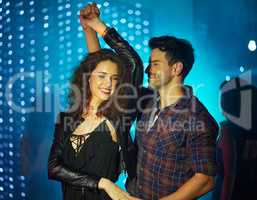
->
[48,3,218,200]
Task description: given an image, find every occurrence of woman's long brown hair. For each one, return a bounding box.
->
[68,49,126,121]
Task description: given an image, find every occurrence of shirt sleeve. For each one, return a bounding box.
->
[188,110,219,176]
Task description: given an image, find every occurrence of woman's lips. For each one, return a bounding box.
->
[100,88,111,95]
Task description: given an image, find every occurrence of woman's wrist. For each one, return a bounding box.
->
[95,22,108,36]
[98,178,110,190]
[83,25,93,32]
[101,26,109,37]
[89,19,107,36]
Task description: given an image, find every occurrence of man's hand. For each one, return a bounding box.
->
[79,3,100,31]
[79,3,107,36]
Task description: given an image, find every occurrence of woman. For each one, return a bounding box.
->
[48,4,143,200]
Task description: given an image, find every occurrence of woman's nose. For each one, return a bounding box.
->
[104,77,112,87]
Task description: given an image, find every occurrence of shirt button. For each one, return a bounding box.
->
[143,150,146,153]
[140,167,143,171]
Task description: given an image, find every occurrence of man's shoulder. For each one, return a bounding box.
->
[191,96,211,114]
[191,96,219,133]
[138,86,158,111]
[139,86,155,100]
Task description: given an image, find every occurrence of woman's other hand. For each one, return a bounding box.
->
[98,178,142,200]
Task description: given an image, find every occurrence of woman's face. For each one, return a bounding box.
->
[89,60,119,103]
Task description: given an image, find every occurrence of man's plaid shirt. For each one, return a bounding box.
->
[134,92,218,199]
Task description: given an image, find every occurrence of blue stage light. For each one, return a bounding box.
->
[112,19,118,25]
[240,66,245,72]
[225,75,231,81]
[120,18,126,23]
[128,9,133,15]
[135,44,141,49]
[65,3,71,9]
[19,10,24,15]
[128,22,134,28]
[103,1,110,7]
[121,32,127,37]
[248,39,256,51]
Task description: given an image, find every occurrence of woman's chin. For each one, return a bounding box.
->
[98,95,111,101]
[98,91,112,100]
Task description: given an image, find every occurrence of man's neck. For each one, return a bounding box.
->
[158,81,185,109]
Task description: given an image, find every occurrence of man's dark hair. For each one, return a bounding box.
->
[149,36,195,79]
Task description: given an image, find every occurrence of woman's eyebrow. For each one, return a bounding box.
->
[95,71,119,76]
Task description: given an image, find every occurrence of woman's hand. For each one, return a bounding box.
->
[80,3,107,36]
[99,178,142,200]
[79,3,99,31]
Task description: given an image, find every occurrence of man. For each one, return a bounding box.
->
[81,3,218,200]
[133,36,218,200]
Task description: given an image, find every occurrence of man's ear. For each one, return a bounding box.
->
[172,61,184,76]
